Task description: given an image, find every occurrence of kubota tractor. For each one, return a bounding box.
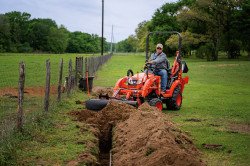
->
[86,31,189,111]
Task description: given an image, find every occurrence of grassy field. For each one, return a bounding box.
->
[0,53,99,88]
[0,91,97,165]
[0,53,88,125]
[0,53,249,165]
[0,53,98,165]
[94,54,250,165]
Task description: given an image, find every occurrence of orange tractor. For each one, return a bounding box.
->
[86,31,189,111]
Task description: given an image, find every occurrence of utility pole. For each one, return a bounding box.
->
[113,32,116,53]
[101,0,104,55]
[110,25,113,53]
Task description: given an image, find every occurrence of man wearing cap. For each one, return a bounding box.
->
[147,43,169,92]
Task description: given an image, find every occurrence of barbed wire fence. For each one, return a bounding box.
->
[0,54,112,137]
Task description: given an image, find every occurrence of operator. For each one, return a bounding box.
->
[147,43,169,92]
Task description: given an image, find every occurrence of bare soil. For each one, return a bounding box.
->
[91,86,113,98]
[228,123,250,134]
[0,86,58,97]
[70,101,205,166]
[113,102,204,166]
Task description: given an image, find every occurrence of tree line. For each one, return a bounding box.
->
[116,0,250,60]
[0,11,109,53]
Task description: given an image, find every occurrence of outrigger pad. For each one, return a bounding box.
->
[85,99,139,111]
[85,99,109,111]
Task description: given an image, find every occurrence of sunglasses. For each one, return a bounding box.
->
[157,47,162,50]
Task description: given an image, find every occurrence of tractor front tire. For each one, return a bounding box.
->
[85,99,108,111]
[149,98,163,111]
[167,86,182,110]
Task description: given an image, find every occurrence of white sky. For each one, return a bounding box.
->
[0,0,177,42]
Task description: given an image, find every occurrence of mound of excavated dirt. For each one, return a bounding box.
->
[72,100,135,131]
[91,86,113,98]
[71,101,135,165]
[113,102,204,166]
[71,101,205,166]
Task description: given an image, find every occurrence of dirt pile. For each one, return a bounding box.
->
[71,101,135,165]
[113,102,204,166]
[73,100,135,132]
[91,86,113,98]
[71,101,205,166]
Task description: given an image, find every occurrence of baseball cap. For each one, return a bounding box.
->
[156,43,163,49]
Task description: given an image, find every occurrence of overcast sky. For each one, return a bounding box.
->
[0,0,176,42]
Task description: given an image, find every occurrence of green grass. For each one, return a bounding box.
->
[0,53,97,88]
[0,53,101,165]
[0,53,249,165]
[94,54,250,165]
[0,91,97,165]
[94,54,146,87]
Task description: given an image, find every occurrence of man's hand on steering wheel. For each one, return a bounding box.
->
[146,60,153,64]
[144,62,155,71]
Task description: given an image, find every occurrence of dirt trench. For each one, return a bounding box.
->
[70,100,205,166]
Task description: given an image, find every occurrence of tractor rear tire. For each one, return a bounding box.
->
[149,98,163,111]
[85,99,108,111]
[167,86,182,110]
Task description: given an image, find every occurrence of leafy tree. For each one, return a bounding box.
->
[47,26,69,53]
[67,32,85,53]
[232,0,250,59]
[135,21,152,52]
[177,0,242,60]
[167,31,209,57]
[27,18,57,52]
[149,2,182,47]
[0,14,11,52]
[66,32,108,53]
[140,0,195,54]
[4,11,31,52]
[116,35,138,52]
[91,34,102,53]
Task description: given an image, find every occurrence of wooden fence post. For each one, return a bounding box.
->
[44,59,50,112]
[81,57,84,76]
[67,59,72,96]
[57,58,63,102]
[17,62,25,131]
[85,57,88,76]
[75,57,78,87]
[80,57,83,76]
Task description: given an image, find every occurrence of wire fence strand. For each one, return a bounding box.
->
[0,54,112,138]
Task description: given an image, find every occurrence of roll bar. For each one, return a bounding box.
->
[145,31,182,60]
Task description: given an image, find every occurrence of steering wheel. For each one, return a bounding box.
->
[145,63,155,72]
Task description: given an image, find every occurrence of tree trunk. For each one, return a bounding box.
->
[212,38,219,61]
[248,50,250,61]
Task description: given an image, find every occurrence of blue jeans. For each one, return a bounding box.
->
[154,69,168,91]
